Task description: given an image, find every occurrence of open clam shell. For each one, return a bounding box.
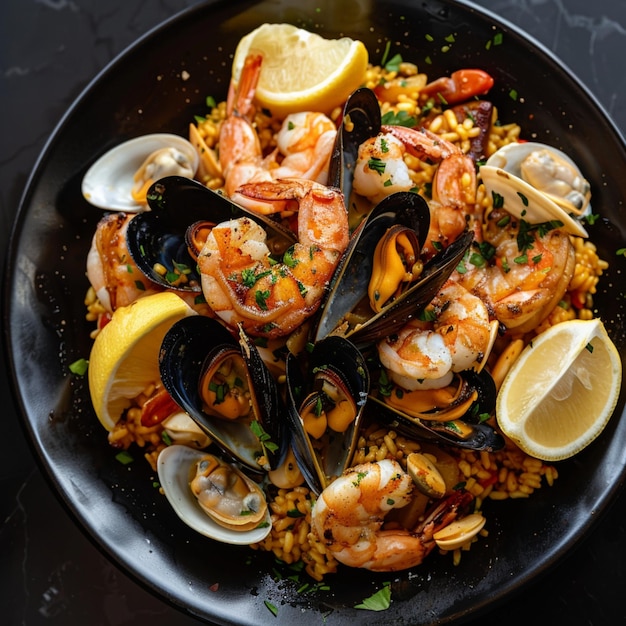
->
[285,335,369,495]
[480,141,589,237]
[157,445,271,544]
[125,176,296,292]
[81,134,199,212]
[158,315,288,473]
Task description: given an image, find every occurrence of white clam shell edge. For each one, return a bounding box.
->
[480,141,589,238]
[157,444,272,545]
[81,133,199,212]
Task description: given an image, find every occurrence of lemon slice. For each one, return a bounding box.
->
[496,319,622,461]
[88,292,197,431]
[232,23,369,118]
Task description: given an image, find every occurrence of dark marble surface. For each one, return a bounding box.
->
[1,1,625,624]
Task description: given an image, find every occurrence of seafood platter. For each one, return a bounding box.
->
[5,0,626,624]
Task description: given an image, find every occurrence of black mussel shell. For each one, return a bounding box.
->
[285,335,370,495]
[367,369,504,452]
[159,315,288,472]
[313,191,431,343]
[327,87,382,200]
[320,228,474,347]
[126,176,296,291]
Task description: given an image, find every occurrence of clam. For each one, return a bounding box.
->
[158,315,288,473]
[433,512,486,550]
[125,176,296,292]
[157,445,271,544]
[161,411,212,449]
[81,134,199,212]
[285,335,369,495]
[480,141,589,237]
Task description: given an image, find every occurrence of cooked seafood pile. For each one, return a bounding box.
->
[80,30,615,579]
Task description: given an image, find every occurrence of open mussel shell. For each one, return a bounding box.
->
[313,190,431,342]
[481,141,589,237]
[285,335,370,495]
[126,176,297,291]
[350,229,474,346]
[158,315,288,473]
[81,134,199,212]
[319,227,474,347]
[327,87,382,199]
[368,369,505,452]
[157,445,271,545]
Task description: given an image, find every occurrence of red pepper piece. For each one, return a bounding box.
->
[140,388,181,427]
[421,69,494,105]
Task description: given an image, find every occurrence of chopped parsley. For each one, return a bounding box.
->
[115,451,134,465]
[368,157,387,175]
[255,289,271,310]
[69,358,88,376]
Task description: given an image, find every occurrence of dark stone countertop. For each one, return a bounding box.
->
[1,1,625,624]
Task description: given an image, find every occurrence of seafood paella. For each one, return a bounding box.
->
[79,22,621,588]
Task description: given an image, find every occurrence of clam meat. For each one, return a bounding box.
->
[82,134,199,212]
[157,445,271,544]
[480,141,589,237]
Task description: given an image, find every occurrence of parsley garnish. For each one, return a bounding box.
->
[264,600,278,617]
[255,289,271,310]
[355,582,392,611]
[384,53,403,72]
[492,191,504,208]
[368,157,386,175]
[69,358,88,376]
[381,110,417,127]
[115,451,134,465]
[250,420,279,454]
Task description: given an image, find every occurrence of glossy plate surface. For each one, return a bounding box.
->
[5,0,626,624]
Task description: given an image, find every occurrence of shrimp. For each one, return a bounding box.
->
[197,178,349,337]
[353,125,479,256]
[86,212,162,312]
[218,53,337,213]
[377,279,492,390]
[453,207,575,335]
[311,459,474,572]
[271,111,337,183]
[87,213,213,318]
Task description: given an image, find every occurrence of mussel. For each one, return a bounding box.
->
[158,315,288,472]
[480,141,589,237]
[82,134,199,212]
[313,189,474,347]
[367,369,505,452]
[285,335,370,495]
[157,445,271,544]
[125,176,296,292]
[327,87,382,201]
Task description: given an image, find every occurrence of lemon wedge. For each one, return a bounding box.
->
[496,319,622,461]
[88,292,197,431]
[232,23,369,118]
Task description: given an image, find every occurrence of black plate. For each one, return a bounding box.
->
[4,0,626,624]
